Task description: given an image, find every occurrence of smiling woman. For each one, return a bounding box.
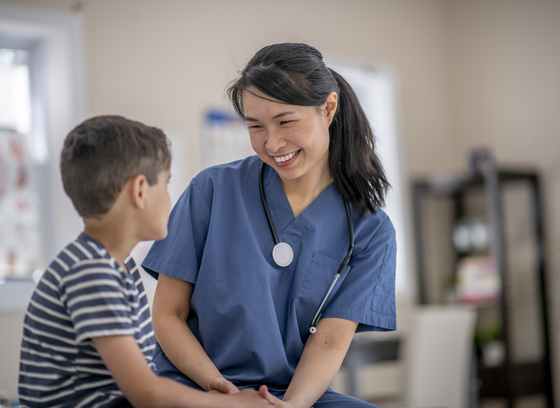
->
[142,43,397,408]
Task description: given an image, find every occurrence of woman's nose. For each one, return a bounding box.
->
[265,128,287,153]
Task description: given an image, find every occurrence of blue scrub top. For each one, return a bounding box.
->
[142,155,396,388]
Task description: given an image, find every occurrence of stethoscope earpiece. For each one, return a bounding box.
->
[309,326,317,334]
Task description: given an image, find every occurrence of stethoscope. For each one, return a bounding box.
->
[259,162,354,334]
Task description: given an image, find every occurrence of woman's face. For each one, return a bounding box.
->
[242,88,337,186]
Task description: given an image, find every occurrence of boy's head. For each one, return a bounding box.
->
[61,115,171,218]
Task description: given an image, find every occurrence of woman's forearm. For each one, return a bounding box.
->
[282,343,343,408]
[154,313,223,391]
[152,275,226,392]
[282,318,358,408]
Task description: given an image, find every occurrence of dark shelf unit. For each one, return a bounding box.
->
[411,150,554,408]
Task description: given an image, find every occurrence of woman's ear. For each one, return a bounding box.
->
[324,91,338,126]
[130,174,148,210]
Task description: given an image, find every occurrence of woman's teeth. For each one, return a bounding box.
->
[273,151,299,163]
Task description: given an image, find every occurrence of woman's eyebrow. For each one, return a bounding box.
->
[245,111,296,122]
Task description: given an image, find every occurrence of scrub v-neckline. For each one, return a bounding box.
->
[262,164,342,242]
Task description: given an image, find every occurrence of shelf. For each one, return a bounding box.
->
[415,169,540,197]
[411,150,554,408]
[478,360,548,398]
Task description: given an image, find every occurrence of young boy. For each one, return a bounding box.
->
[18,116,275,408]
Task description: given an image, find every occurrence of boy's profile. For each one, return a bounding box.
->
[18,116,275,408]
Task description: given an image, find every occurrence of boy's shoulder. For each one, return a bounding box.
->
[30,233,138,334]
[45,233,117,283]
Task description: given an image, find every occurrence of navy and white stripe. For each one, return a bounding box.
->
[19,233,156,408]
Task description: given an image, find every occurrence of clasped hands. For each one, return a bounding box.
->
[208,376,296,407]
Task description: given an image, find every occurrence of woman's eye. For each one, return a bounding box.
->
[248,125,262,129]
[280,120,293,125]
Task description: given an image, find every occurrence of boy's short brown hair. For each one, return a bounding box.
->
[60,115,171,218]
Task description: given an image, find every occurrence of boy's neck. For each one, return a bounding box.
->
[84,223,138,271]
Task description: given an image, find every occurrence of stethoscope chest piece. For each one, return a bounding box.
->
[272,242,293,267]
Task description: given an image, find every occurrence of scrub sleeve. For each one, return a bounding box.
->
[320,225,397,332]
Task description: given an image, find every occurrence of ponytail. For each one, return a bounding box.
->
[328,69,390,214]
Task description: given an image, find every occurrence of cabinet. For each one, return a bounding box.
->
[411,149,554,407]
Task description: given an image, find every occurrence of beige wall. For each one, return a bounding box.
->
[77,0,458,179]
[444,0,560,397]
[5,0,459,177]
[2,0,560,402]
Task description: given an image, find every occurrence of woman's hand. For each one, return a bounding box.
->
[230,387,278,407]
[258,386,293,407]
[208,376,240,394]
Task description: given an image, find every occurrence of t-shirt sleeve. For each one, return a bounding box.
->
[321,219,397,332]
[141,180,211,284]
[63,263,134,344]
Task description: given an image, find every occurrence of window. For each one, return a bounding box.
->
[0,4,85,287]
[0,47,42,280]
[0,48,31,134]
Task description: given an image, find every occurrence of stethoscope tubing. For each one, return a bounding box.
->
[309,199,354,332]
[259,163,280,245]
[259,162,355,334]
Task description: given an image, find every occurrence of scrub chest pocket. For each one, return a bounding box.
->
[295,252,351,333]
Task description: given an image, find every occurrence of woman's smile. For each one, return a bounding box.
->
[271,149,301,166]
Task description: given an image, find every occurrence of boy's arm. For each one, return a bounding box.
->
[151,274,235,393]
[92,335,275,408]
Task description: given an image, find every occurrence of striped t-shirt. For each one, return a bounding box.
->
[18,233,156,408]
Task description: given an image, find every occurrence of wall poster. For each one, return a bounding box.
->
[0,129,42,280]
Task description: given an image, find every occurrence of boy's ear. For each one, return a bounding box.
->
[130,174,148,210]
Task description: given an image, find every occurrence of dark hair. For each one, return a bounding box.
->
[227,43,389,214]
[60,115,171,218]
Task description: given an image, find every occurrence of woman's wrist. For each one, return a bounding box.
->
[279,397,303,408]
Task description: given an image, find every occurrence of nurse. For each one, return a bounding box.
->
[142,43,397,407]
